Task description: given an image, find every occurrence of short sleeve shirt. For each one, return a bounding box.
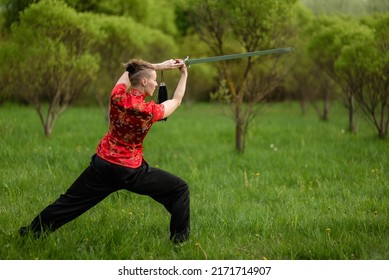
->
[96,83,165,168]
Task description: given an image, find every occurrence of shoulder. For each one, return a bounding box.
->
[112,83,127,95]
[147,101,165,122]
[111,83,128,104]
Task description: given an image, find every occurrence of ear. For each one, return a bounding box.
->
[142,77,147,87]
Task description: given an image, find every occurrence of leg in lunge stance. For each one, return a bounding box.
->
[124,164,190,243]
[20,156,120,237]
[167,184,190,243]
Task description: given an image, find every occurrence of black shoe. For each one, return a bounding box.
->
[19,226,40,239]
[19,226,29,236]
[170,229,190,244]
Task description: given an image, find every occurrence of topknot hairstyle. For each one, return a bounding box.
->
[124,59,155,86]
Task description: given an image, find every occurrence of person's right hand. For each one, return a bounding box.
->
[175,59,187,75]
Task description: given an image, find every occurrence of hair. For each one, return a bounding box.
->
[124,59,155,86]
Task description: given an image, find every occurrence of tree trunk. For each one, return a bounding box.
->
[321,87,330,121]
[44,123,52,137]
[348,94,356,133]
[378,129,386,139]
[235,104,245,153]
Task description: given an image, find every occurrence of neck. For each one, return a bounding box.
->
[131,86,148,97]
[132,85,145,93]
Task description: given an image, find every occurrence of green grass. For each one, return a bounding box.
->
[0,102,388,260]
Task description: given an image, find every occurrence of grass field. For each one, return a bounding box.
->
[0,102,388,260]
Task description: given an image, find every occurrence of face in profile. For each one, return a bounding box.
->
[143,70,158,96]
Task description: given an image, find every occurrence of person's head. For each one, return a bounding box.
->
[124,59,157,96]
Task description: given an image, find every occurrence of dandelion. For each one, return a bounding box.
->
[270,143,278,151]
[255,172,260,176]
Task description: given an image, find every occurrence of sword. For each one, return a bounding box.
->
[184,47,292,66]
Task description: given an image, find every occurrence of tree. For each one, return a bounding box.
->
[309,12,389,138]
[367,13,389,138]
[334,25,375,133]
[308,16,364,133]
[6,0,100,136]
[0,0,38,29]
[186,0,296,152]
[286,3,338,119]
[344,13,389,139]
[64,0,180,36]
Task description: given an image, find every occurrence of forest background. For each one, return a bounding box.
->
[0,0,389,261]
[1,0,389,149]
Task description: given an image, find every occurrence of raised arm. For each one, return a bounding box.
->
[115,59,184,87]
[161,62,188,119]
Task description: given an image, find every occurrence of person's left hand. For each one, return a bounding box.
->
[157,59,185,70]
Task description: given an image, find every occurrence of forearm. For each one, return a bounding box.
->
[172,72,188,104]
[152,63,165,71]
[115,72,130,87]
[153,59,184,71]
[161,72,188,118]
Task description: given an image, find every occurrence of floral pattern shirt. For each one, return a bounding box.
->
[96,83,165,168]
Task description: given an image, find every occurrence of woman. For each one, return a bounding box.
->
[20,58,190,243]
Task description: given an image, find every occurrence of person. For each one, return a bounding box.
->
[19,58,190,243]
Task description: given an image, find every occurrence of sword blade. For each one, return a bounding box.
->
[184,47,292,66]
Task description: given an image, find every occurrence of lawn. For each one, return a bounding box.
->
[0,102,388,260]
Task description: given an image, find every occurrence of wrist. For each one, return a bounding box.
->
[153,63,163,71]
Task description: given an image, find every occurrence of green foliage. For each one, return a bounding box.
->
[308,12,389,138]
[301,0,389,16]
[5,0,101,135]
[65,0,179,36]
[210,79,231,103]
[0,41,16,103]
[87,12,178,108]
[334,28,375,77]
[1,103,388,259]
[185,0,297,52]
[0,0,38,29]
[308,16,355,76]
[365,0,389,14]
[283,3,319,101]
[301,0,367,16]
[184,0,298,152]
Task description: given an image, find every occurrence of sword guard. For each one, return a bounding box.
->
[184,56,190,67]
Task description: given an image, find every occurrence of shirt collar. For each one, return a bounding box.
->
[129,87,145,97]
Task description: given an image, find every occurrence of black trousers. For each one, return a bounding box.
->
[26,154,190,242]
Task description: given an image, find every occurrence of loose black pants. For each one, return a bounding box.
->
[26,154,190,242]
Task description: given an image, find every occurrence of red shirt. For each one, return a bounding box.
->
[96,83,165,168]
